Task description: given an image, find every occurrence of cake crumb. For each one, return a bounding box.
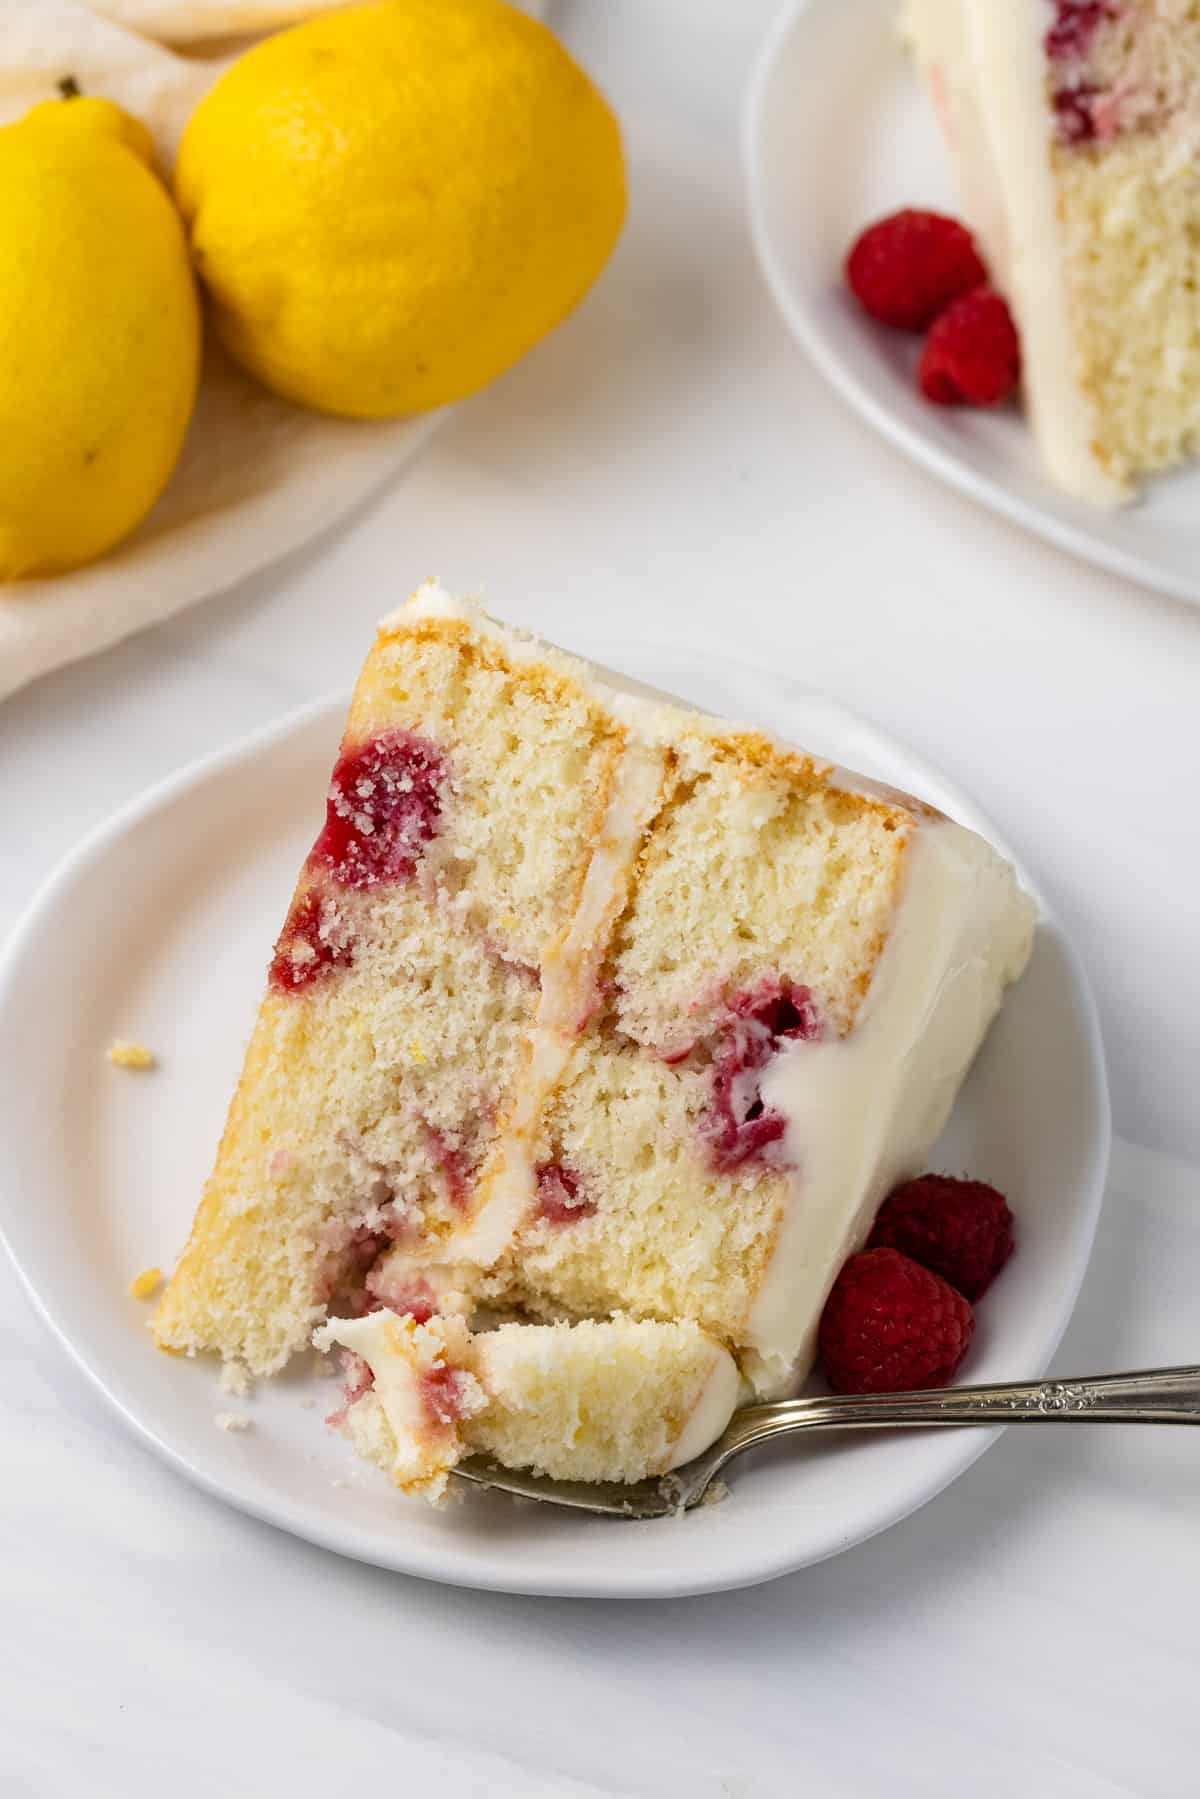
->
[107,1038,157,1072]
[699,1479,731,1509]
[129,1267,163,1300]
[215,1412,251,1432]
[219,1359,252,1399]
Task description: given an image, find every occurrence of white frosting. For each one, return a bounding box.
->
[666,1346,741,1470]
[382,580,473,629]
[746,818,1035,1393]
[901,0,1127,506]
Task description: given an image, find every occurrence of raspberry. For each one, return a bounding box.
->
[422,1124,472,1214]
[845,208,987,331]
[702,978,823,1172]
[535,1161,597,1227]
[313,730,446,890]
[325,1347,374,1428]
[420,1364,477,1427]
[1053,85,1100,143]
[918,287,1021,406]
[868,1173,1014,1301]
[269,887,354,992]
[364,1267,438,1324]
[729,977,822,1042]
[1045,1,1116,62]
[818,1249,974,1394]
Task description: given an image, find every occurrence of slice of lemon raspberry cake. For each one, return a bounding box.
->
[902,0,1200,503]
[157,584,1034,1495]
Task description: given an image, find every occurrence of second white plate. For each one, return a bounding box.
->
[0,645,1109,1598]
[744,0,1200,608]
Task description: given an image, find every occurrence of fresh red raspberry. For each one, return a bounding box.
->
[845,208,987,331]
[868,1173,1015,1301]
[918,287,1021,406]
[818,1249,974,1394]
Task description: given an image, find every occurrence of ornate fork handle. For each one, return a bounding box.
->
[458,1367,1200,1516]
[716,1364,1200,1465]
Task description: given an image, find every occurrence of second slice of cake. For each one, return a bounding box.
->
[901,0,1200,503]
[157,586,1035,1494]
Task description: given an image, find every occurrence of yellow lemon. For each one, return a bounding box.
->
[174,0,625,417]
[0,98,200,581]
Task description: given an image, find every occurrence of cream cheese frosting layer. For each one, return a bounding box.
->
[446,734,668,1269]
[664,1343,741,1470]
[745,818,1036,1393]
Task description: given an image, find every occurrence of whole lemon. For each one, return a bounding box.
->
[0,98,200,581]
[174,0,625,417]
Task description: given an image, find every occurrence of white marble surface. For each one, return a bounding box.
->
[3,2,1200,1792]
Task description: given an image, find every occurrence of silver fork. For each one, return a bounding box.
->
[453,1365,1200,1518]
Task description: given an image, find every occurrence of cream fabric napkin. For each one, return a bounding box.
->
[82,1,352,41]
[0,0,446,701]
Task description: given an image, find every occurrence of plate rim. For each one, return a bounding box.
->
[742,0,1200,611]
[0,659,1111,1598]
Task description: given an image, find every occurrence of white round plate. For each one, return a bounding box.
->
[0,645,1108,1598]
[744,0,1200,609]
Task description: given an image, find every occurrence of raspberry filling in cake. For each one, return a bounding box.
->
[268,732,445,991]
[269,888,355,991]
[1042,0,1178,144]
[313,730,446,889]
[326,1347,375,1429]
[535,1161,596,1226]
[700,979,823,1172]
[157,587,1035,1495]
